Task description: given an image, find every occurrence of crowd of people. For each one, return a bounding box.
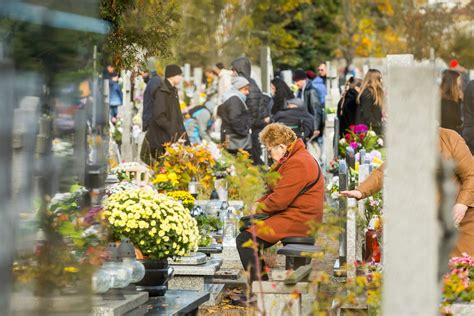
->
[105,57,473,284]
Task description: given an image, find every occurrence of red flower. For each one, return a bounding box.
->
[345,133,351,140]
[359,133,365,140]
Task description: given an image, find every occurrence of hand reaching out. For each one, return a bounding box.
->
[340,190,363,200]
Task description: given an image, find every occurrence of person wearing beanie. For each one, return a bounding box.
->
[217,76,252,154]
[141,64,187,165]
[271,97,315,142]
[293,68,324,144]
[306,70,317,80]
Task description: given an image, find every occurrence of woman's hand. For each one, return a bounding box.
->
[340,190,363,200]
[452,203,468,226]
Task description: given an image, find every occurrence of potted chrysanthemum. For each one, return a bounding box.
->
[102,188,200,296]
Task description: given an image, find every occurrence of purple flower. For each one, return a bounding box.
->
[84,206,103,225]
[354,124,368,134]
[350,141,359,150]
[368,150,382,161]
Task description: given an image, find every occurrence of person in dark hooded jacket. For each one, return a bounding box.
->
[231,57,268,164]
[272,98,314,142]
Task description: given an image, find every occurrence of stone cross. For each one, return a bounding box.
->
[382,62,439,314]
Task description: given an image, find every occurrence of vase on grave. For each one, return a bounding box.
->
[364,229,381,263]
[135,259,174,297]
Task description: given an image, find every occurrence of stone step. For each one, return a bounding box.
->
[203,284,226,306]
[214,269,241,280]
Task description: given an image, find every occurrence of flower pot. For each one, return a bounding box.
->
[135,259,174,297]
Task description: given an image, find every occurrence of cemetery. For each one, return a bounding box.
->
[1,1,473,315]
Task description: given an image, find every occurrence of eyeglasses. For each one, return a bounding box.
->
[267,145,281,154]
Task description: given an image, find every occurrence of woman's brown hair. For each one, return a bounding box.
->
[357,69,384,108]
[441,70,463,102]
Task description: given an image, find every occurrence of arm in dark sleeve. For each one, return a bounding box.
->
[303,114,315,139]
[153,91,173,133]
[247,83,265,128]
[309,89,323,131]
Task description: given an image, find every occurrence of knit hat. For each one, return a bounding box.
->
[165,64,183,78]
[232,76,250,90]
[449,59,459,69]
[306,70,317,80]
[293,69,307,81]
[286,98,304,108]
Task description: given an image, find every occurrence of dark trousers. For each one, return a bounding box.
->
[236,231,275,281]
[110,105,118,118]
[250,129,264,165]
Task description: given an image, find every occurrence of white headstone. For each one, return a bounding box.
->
[382,65,439,315]
[184,64,191,82]
[193,67,203,88]
[281,70,293,88]
[120,71,133,162]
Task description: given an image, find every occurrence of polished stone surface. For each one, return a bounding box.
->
[144,290,210,315]
[93,292,149,316]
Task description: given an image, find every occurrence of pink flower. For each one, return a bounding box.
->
[350,141,359,150]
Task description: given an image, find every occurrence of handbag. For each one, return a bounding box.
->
[225,133,252,151]
[239,160,321,232]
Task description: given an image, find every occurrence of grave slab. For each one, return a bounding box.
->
[144,289,210,315]
[93,292,149,316]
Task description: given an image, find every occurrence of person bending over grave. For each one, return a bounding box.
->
[341,128,474,257]
[236,123,324,282]
[272,98,314,142]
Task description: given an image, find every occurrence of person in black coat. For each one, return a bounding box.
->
[271,77,294,115]
[463,80,474,154]
[356,69,384,135]
[217,77,252,153]
[140,65,187,165]
[337,77,362,138]
[441,70,464,134]
[231,57,268,164]
[293,69,324,139]
[272,98,314,142]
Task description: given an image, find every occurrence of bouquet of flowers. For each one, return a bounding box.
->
[152,170,179,192]
[111,162,153,182]
[52,138,74,157]
[167,191,195,210]
[153,140,216,194]
[103,188,200,259]
[338,124,383,158]
[105,181,139,196]
[442,253,474,305]
[326,176,340,200]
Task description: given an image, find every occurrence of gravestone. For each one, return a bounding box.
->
[382,64,439,315]
[346,198,358,279]
[183,64,191,82]
[120,70,133,162]
[260,46,273,94]
[281,70,293,88]
[193,67,203,89]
